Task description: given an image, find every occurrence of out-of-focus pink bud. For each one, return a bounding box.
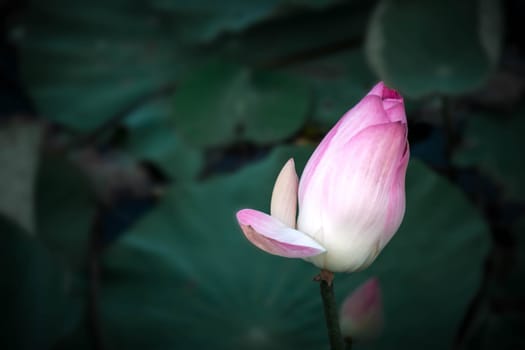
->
[236,82,409,272]
[340,277,384,340]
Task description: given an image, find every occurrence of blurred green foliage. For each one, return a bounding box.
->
[1,0,524,349]
[91,155,487,350]
[0,119,42,233]
[365,0,502,97]
[172,61,310,147]
[124,97,203,180]
[454,106,525,201]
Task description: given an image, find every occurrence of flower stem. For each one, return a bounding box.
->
[317,270,346,350]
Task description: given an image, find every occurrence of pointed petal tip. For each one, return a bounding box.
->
[270,159,299,228]
[281,158,297,175]
[367,81,385,97]
[368,81,402,101]
[382,86,402,100]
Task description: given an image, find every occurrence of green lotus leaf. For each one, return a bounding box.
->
[172,62,309,148]
[365,0,502,98]
[95,147,488,350]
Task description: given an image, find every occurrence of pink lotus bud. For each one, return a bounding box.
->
[340,277,384,340]
[236,82,409,272]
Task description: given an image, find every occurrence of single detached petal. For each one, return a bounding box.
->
[340,277,384,340]
[270,159,298,228]
[236,209,325,258]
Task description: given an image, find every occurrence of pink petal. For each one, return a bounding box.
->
[298,87,402,254]
[369,82,405,123]
[299,95,389,203]
[270,159,298,228]
[367,81,386,97]
[321,122,408,243]
[342,278,382,317]
[385,142,410,237]
[383,88,402,100]
[297,122,339,204]
[385,102,407,123]
[340,277,384,339]
[327,95,390,150]
[298,122,408,271]
[299,82,405,204]
[236,209,325,258]
[368,81,402,101]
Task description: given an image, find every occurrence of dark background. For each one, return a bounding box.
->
[0,0,524,349]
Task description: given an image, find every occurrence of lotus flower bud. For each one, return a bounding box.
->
[236,82,409,272]
[340,277,384,340]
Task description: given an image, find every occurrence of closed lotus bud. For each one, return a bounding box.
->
[236,82,409,272]
[340,277,384,340]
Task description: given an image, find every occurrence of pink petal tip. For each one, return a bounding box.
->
[340,277,384,339]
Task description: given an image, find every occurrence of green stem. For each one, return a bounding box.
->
[319,274,346,350]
